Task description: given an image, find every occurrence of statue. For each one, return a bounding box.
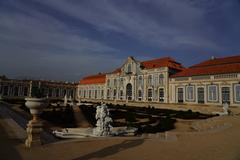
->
[63,94,68,106]
[222,102,229,115]
[93,104,113,136]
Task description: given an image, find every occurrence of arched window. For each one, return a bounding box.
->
[159,74,164,85]
[107,79,110,86]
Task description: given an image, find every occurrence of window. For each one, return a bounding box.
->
[107,79,110,86]
[138,90,142,101]
[126,83,132,100]
[120,78,124,86]
[235,85,240,102]
[127,63,132,73]
[148,88,153,101]
[138,76,143,86]
[89,90,91,98]
[114,79,117,86]
[154,75,158,87]
[120,90,123,100]
[3,86,8,96]
[208,85,218,101]
[14,86,18,96]
[159,74,164,85]
[113,89,117,99]
[148,75,152,85]
[107,89,110,99]
[101,90,104,98]
[84,90,86,98]
[95,90,97,99]
[186,86,194,101]
[49,88,52,97]
[159,88,164,102]
[56,88,59,97]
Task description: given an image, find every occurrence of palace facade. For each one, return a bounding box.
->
[77,55,240,107]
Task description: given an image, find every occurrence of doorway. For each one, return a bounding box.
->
[126,83,132,100]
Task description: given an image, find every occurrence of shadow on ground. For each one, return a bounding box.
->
[72,139,144,160]
[0,124,23,160]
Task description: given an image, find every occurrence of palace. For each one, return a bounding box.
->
[77,55,240,107]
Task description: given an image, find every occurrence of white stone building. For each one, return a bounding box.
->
[169,56,240,106]
[77,56,184,103]
[77,55,240,107]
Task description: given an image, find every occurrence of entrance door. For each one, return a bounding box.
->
[222,87,230,104]
[159,88,164,102]
[197,87,204,104]
[126,83,132,100]
[177,88,183,103]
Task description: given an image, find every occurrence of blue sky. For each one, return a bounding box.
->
[0,0,239,81]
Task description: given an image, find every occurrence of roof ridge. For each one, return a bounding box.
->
[190,54,240,68]
[141,56,172,63]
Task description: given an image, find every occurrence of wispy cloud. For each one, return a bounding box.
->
[0,0,239,80]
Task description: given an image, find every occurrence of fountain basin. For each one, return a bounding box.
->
[53,127,138,139]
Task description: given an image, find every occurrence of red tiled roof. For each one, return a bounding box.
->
[111,68,121,74]
[79,73,106,85]
[79,57,184,85]
[171,55,240,78]
[141,57,184,71]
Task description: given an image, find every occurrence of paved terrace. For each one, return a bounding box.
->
[1,101,240,160]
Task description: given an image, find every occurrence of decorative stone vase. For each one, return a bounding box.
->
[25,97,48,148]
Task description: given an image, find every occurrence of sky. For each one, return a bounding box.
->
[0,0,240,82]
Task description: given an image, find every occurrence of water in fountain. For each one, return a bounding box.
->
[53,103,137,138]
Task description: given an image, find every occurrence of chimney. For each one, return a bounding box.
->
[211,56,216,60]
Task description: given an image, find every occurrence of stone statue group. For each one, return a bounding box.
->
[93,103,113,136]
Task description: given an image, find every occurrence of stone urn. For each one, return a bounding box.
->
[25,97,48,148]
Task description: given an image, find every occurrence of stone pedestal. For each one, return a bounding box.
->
[25,120,43,148]
[25,98,47,148]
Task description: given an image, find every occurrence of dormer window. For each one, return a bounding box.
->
[127,63,132,73]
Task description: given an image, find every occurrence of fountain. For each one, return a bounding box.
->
[213,102,229,116]
[53,103,137,138]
